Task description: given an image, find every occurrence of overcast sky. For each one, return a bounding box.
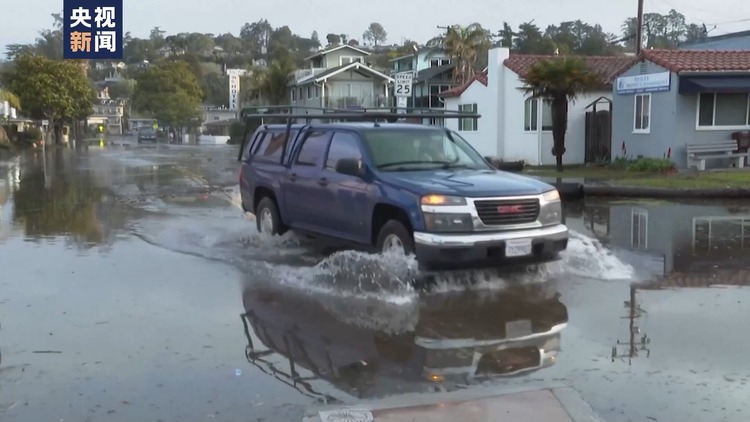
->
[1,0,748,51]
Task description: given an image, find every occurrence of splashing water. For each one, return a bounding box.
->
[548,230,635,280]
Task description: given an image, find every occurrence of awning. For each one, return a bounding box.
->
[679,75,750,94]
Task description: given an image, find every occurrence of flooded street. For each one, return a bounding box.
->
[1,144,749,421]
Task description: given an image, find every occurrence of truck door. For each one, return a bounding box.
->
[282,130,333,232]
[320,131,371,243]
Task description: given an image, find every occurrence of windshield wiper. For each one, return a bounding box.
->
[377,161,442,169]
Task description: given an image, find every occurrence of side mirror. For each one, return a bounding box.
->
[335,158,365,177]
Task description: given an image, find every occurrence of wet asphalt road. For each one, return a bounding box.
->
[1,141,750,422]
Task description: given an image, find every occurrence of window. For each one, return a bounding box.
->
[430,59,440,67]
[361,128,490,171]
[634,94,651,133]
[340,56,363,65]
[253,131,287,163]
[631,208,648,249]
[291,89,296,102]
[697,93,750,128]
[458,103,478,131]
[295,130,332,166]
[315,85,320,98]
[325,132,362,170]
[524,98,553,132]
[524,98,537,131]
[307,85,311,99]
[429,84,451,108]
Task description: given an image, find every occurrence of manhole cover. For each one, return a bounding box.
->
[319,409,374,422]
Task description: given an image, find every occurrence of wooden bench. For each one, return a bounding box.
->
[686,140,748,170]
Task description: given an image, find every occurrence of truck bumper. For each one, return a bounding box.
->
[413,224,568,271]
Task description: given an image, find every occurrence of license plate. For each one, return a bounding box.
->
[505,238,532,257]
[505,319,533,338]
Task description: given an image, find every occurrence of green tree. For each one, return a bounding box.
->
[429,23,492,84]
[521,58,599,171]
[250,58,294,105]
[132,61,203,136]
[363,22,388,46]
[514,22,556,54]
[2,54,95,144]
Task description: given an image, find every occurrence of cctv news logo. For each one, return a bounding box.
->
[63,0,123,59]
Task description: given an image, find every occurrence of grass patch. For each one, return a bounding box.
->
[616,171,750,189]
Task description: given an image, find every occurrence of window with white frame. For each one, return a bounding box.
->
[631,208,648,249]
[523,98,553,132]
[697,93,750,128]
[458,103,477,131]
[633,94,651,132]
[340,56,363,65]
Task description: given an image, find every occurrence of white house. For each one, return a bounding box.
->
[441,47,632,165]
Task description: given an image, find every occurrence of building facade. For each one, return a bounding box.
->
[290,45,393,110]
[610,49,750,168]
[441,48,632,164]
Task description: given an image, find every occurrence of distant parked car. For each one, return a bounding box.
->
[137,127,158,143]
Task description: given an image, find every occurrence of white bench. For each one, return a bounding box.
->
[686,140,748,170]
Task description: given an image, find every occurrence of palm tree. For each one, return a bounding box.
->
[0,89,21,110]
[257,61,294,106]
[520,57,599,172]
[429,23,491,84]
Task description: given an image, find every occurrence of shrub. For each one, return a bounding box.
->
[626,157,675,173]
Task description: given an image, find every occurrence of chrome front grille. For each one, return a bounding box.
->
[474,198,540,225]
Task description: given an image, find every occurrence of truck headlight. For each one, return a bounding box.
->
[423,212,473,232]
[539,189,562,225]
[421,194,467,206]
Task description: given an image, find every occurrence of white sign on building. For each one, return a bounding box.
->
[227,69,248,111]
[616,71,671,95]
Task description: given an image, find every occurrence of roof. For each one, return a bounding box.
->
[299,62,392,84]
[680,29,750,50]
[260,122,450,130]
[304,45,371,60]
[504,55,633,85]
[439,71,488,97]
[619,49,750,76]
[415,64,455,82]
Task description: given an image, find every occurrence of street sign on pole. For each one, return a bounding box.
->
[394,72,413,97]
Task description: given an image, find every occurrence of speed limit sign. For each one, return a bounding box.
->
[395,72,413,97]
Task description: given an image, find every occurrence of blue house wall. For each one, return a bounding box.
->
[612,60,750,168]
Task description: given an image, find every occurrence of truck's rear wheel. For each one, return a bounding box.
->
[256,197,286,235]
[376,220,415,255]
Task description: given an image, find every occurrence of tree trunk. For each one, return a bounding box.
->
[551,97,569,172]
[54,122,64,145]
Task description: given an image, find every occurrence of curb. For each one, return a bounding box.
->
[583,185,750,198]
[302,383,604,422]
[542,182,750,200]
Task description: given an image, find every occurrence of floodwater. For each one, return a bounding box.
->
[1,142,749,422]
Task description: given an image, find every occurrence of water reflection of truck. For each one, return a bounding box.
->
[240,282,568,399]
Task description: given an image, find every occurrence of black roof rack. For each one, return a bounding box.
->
[240,105,481,121]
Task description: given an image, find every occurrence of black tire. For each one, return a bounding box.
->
[255,197,286,235]
[375,219,415,255]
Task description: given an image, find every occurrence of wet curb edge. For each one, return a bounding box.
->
[549,182,750,200]
[301,383,604,422]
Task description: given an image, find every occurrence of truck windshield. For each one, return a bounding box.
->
[361,128,491,171]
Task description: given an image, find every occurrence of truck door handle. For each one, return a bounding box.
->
[289,173,297,181]
[318,177,328,186]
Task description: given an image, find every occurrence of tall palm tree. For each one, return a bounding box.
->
[258,61,294,106]
[0,89,21,110]
[429,23,491,84]
[520,57,599,172]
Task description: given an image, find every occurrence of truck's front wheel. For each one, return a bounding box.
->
[376,220,415,256]
[256,197,286,235]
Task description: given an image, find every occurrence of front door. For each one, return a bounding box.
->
[283,130,333,232]
[320,131,370,243]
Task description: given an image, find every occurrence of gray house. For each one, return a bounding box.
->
[610,49,750,168]
[680,29,750,50]
[289,45,393,109]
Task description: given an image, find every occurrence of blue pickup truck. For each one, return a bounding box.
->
[238,115,568,271]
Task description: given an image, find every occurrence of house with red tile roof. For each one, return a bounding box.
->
[610,49,750,168]
[439,47,632,164]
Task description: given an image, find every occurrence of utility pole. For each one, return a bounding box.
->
[635,0,645,54]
